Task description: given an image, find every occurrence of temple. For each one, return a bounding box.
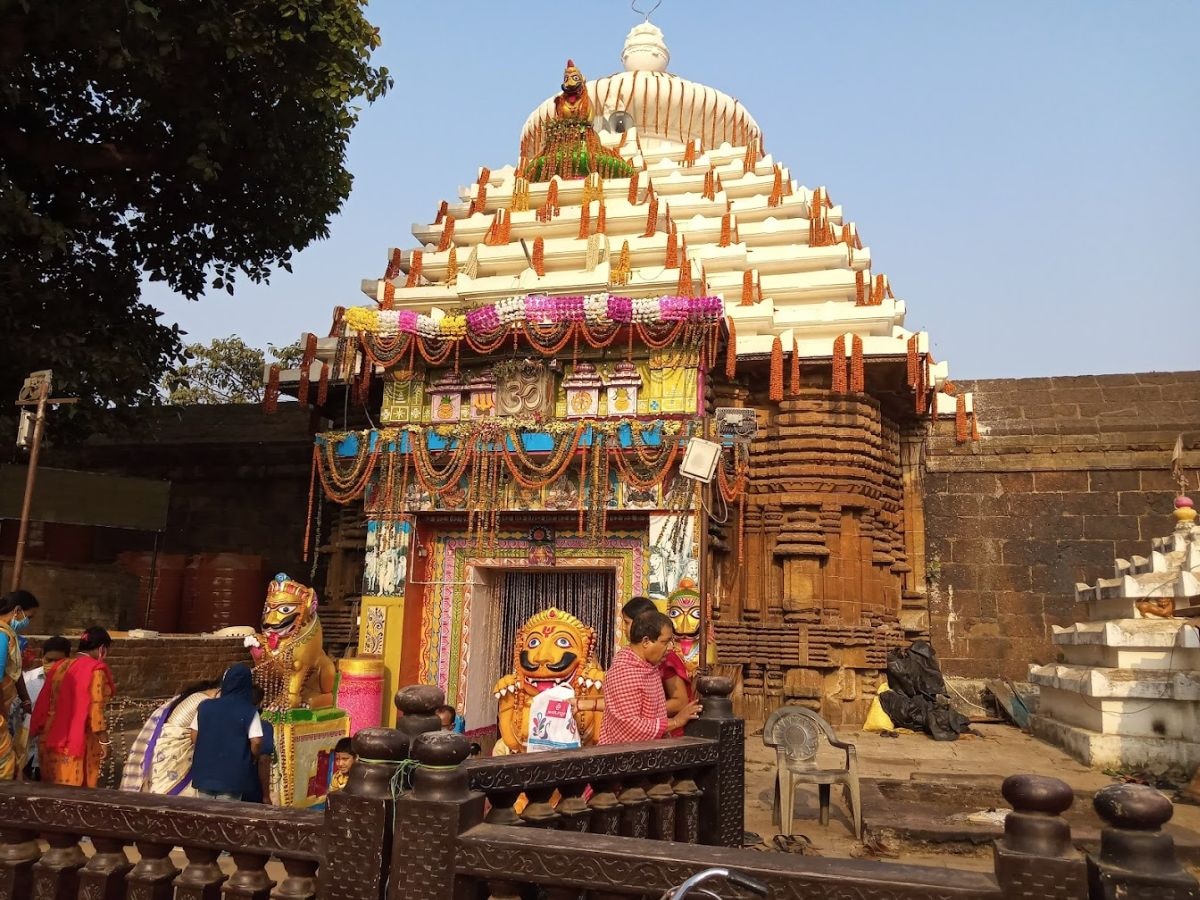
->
[271,22,973,735]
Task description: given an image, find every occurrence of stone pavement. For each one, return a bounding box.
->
[744,722,1200,871]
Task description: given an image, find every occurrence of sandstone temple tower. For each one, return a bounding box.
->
[275,23,971,732]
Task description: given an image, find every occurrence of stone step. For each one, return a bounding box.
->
[1053,618,1200,648]
[1028,663,1200,701]
[1031,713,1200,772]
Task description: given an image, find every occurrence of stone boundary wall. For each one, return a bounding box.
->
[923,371,1200,681]
[23,634,248,699]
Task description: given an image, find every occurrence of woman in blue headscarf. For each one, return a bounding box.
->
[189,664,263,801]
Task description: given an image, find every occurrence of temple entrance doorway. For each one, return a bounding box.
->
[462,566,616,740]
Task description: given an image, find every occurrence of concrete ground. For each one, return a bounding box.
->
[743,723,1200,872]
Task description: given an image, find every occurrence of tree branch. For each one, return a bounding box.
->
[0,126,157,172]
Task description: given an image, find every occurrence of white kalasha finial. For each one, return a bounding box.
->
[622,22,669,73]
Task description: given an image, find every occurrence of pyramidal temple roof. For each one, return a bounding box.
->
[349,23,969,422]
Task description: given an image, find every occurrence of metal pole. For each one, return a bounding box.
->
[696,373,713,677]
[11,379,49,591]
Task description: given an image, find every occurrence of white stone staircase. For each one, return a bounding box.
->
[1030,510,1200,774]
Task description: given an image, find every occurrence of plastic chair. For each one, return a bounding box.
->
[763,705,861,839]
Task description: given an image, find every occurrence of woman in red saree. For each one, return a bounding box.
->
[31,626,115,787]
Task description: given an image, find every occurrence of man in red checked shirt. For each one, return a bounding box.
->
[599,611,701,744]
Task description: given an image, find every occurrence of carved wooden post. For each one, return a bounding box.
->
[617,782,651,838]
[174,846,226,900]
[273,858,321,900]
[647,772,678,841]
[321,726,410,900]
[673,769,702,844]
[992,775,1087,899]
[125,841,180,900]
[77,837,132,899]
[222,852,274,900]
[556,783,592,832]
[390,730,484,900]
[30,832,85,900]
[0,828,41,899]
[521,785,561,829]
[587,778,622,836]
[482,788,525,827]
[1088,783,1199,899]
[686,674,744,847]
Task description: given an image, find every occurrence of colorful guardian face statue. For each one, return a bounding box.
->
[661,577,714,677]
[249,573,338,711]
[493,607,605,753]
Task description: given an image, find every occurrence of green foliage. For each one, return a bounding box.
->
[0,0,390,442]
[163,336,301,405]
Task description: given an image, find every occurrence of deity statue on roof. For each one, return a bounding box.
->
[524,59,635,182]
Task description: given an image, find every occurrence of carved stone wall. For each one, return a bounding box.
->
[715,389,919,727]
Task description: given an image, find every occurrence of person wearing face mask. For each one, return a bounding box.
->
[0,590,40,780]
[30,626,115,787]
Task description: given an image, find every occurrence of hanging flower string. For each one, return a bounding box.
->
[311,417,739,537]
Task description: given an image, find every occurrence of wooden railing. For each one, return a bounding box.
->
[0,677,1195,900]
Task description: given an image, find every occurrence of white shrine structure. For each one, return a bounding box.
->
[1030,496,1200,774]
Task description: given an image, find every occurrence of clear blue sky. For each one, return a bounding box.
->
[146,1,1198,379]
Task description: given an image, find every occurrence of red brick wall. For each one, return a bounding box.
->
[923,371,1199,681]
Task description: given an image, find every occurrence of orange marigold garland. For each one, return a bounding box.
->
[316,363,330,407]
[595,203,607,236]
[831,335,848,393]
[850,335,865,392]
[627,171,640,204]
[446,246,458,285]
[725,316,737,378]
[384,248,403,281]
[769,336,784,402]
[955,393,969,444]
[405,251,423,288]
[740,270,755,306]
[855,270,866,306]
[381,280,396,310]
[642,192,659,236]
[577,203,591,239]
[532,237,545,277]
[665,231,679,268]
[789,337,801,395]
[719,212,732,247]
[434,201,448,225]
[437,216,455,252]
[769,166,784,208]
[611,241,631,287]
[328,306,345,337]
[677,259,693,297]
[906,334,919,387]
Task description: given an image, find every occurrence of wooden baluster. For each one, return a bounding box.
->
[222,852,275,900]
[174,846,226,900]
[77,837,132,899]
[618,782,651,839]
[0,828,41,899]
[486,880,523,900]
[556,783,593,833]
[483,789,526,827]
[587,778,622,836]
[273,858,320,900]
[673,769,703,844]
[126,841,180,900]
[30,832,85,900]
[647,773,678,841]
[520,786,561,829]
